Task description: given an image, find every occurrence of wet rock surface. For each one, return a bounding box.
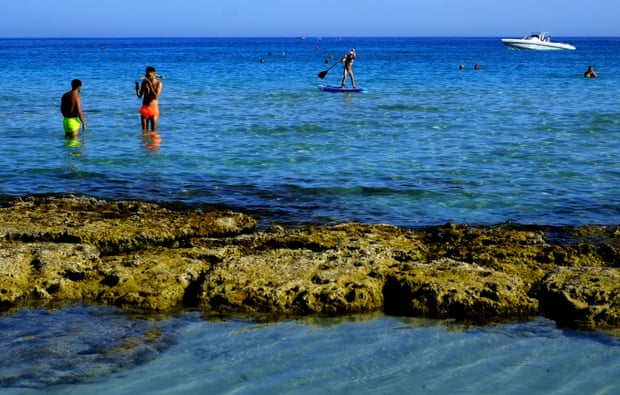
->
[1,195,619,331]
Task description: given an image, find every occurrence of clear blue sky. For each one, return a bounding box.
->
[1,0,618,38]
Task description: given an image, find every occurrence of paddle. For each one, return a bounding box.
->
[317,61,340,79]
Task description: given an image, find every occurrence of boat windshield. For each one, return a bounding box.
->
[526,32,551,41]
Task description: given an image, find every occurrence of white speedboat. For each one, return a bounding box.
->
[501,32,576,50]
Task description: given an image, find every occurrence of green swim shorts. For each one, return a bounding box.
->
[63,117,81,134]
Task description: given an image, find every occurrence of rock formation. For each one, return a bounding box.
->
[1,195,619,332]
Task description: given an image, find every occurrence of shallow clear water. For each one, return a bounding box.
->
[1,37,620,393]
[1,306,619,394]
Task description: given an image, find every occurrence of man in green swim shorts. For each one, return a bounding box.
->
[61,79,86,137]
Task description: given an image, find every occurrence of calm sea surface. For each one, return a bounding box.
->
[1,37,620,393]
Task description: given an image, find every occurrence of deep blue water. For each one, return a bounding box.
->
[1,37,619,227]
[1,37,620,393]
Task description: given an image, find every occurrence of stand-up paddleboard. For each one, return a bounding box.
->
[318,84,368,93]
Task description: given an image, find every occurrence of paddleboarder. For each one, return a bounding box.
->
[340,48,356,88]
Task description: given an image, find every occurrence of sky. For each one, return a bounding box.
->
[1,0,618,38]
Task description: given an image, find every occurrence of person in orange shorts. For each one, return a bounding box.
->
[135,66,163,131]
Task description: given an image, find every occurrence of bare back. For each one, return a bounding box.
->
[61,91,79,118]
[139,78,163,106]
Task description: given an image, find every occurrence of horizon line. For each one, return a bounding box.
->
[1,34,619,40]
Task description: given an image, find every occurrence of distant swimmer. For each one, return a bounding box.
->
[135,66,163,132]
[584,65,598,78]
[60,79,86,137]
[340,48,356,88]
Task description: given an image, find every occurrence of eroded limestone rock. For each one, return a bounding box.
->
[1,195,619,331]
[540,266,620,330]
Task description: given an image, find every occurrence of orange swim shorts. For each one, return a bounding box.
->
[140,105,160,119]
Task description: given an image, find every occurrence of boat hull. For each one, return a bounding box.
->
[501,39,576,51]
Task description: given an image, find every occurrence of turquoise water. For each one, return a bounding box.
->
[2,306,620,394]
[1,37,620,393]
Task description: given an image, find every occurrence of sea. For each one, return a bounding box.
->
[0,36,619,394]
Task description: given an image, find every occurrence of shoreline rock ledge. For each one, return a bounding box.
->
[1,196,619,332]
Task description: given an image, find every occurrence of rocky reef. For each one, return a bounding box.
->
[1,195,619,332]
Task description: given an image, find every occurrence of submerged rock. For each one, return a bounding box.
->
[0,303,179,388]
[1,195,619,331]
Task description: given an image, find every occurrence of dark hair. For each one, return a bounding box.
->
[71,79,82,89]
[145,66,156,74]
